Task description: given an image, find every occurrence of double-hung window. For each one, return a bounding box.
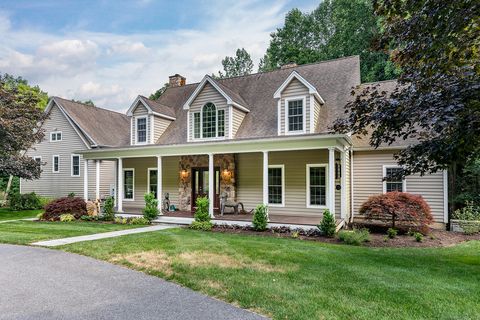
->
[193,103,225,139]
[52,155,59,173]
[286,98,304,133]
[124,169,134,200]
[71,155,80,177]
[33,156,42,170]
[383,166,406,193]
[307,164,327,207]
[268,165,284,206]
[136,117,147,143]
[148,169,158,198]
[50,131,62,142]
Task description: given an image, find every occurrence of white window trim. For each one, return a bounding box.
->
[268,164,285,207]
[71,154,80,177]
[284,96,307,135]
[123,168,135,201]
[147,168,158,196]
[192,102,227,141]
[306,164,328,208]
[382,165,407,193]
[135,116,148,145]
[50,131,62,142]
[52,155,60,173]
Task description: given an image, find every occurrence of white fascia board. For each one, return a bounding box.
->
[273,71,325,104]
[127,96,176,120]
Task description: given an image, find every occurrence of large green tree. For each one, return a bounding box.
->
[2,74,48,109]
[0,74,47,180]
[215,48,254,79]
[259,0,399,82]
[149,83,169,100]
[333,0,479,179]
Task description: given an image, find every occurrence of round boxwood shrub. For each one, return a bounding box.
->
[42,197,87,221]
[359,191,433,234]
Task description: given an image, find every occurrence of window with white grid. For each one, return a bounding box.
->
[384,167,405,192]
[307,165,327,206]
[202,103,217,138]
[287,99,304,132]
[268,166,284,205]
[136,117,147,143]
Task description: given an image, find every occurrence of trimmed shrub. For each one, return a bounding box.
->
[194,196,211,222]
[413,232,423,242]
[338,228,370,246]
[103,196,115,221]
[189,221,213,231]
[42,197,87,221]
[143,192,159,222]
[60,214,75,222]
[387,228,398,239]
[8,192,42,211]
[318,209,336,237]
[359,192,433,234]
[252,204,268,231]
[452,201,480,221]
[115,217,128,224]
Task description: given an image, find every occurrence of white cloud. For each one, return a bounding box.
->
[0,1,288,111]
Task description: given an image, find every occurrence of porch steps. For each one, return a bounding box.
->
[118,213,344,232]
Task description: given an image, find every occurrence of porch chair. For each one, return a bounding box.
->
[219,191,250,216]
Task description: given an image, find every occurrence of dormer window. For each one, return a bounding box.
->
[136,116,147,143]
[286,97,305,134]
[193,103,225,139]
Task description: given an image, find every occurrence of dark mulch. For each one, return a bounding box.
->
[211,224,480,248]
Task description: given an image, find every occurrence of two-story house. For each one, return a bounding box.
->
[21,56,448,227]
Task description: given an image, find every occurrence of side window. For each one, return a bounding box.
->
[50,131,62,142]
[148,169,158,198]
[71,155,80,177]
[193,112,201,139]
[124,169,134,200]
[52,155,59,173]
[307,165,327,207]
[383,166,405,192]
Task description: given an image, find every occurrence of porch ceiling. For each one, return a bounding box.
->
[78,134,351,160]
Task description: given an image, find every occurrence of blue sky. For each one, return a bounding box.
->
[0,0,315,111]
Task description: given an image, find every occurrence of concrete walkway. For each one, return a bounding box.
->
[0,244,265,320]
[31,224,177,247]
[0,217,37,224]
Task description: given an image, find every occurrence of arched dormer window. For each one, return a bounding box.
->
[193,102,225,139]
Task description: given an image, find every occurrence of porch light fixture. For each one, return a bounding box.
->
[222,169,232,183]
[180,170,189,181]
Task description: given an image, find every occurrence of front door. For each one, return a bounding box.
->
[191,167,220,212]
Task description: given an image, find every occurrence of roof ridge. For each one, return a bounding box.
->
[52,96,127,117]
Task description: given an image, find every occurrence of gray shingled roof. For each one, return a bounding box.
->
[138,96,176,118]
[53,97,131,147]
[156,55,362,144]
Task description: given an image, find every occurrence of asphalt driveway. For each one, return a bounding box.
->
[0,244,266,320]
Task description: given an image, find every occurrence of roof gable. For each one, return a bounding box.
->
[183,75,250,112]
[127,95,176,120]
[273,70,325,104]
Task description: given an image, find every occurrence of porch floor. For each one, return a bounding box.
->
[120,208,323,226]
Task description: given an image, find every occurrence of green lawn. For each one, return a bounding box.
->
[61,229,480,320]
[0,220,141,245]
[0,208,43,221]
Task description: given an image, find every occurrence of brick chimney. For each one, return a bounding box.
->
[280,62,298,69]
[169,74,186,87]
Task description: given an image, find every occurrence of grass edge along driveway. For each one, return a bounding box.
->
[60,228,480,320]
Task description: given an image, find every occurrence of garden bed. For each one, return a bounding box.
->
[210,224,480,247]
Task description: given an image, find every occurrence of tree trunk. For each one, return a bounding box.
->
[4,175,13,200]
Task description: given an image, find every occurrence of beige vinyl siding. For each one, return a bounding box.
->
[352,150,446,223]
[131,103,150,145]
[86,160,116,200]
[121,156,179,210]
[231,107,246,137]
[153,115,172,142]
[313,97,321,132]
[279,79,311,135]
[236,150,337,219]
[189,83,229,141]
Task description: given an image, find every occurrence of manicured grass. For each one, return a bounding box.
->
[0,220,141,245]
[0,208,43,221]
[62,229,480,320]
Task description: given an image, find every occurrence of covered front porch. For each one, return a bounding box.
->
[80,135,352,227]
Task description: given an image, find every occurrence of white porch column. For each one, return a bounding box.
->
[83,159,89,201]
[328,147,335,217]
[157,156,163,214]
[117,157,123,213]
[114,159,118,207]
[263,151,269,205]
[340,149,346,219]
[95,160,100,200]
[208,153,214,217]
